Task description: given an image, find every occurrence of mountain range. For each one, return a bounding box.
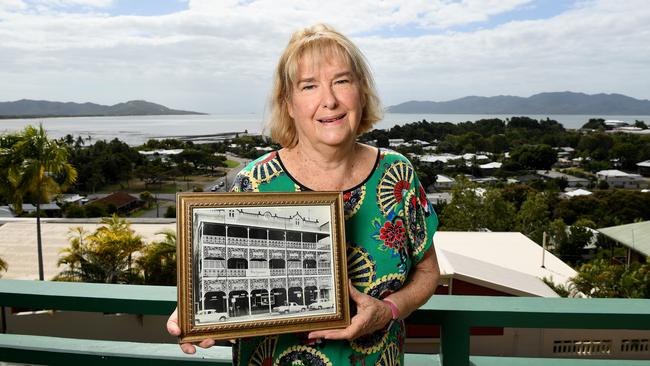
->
[386,92,650,115]
[0,99,203,118]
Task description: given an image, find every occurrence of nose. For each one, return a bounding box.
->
[321,85,338,110]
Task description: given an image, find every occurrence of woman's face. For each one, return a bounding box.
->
[287,53,363,150]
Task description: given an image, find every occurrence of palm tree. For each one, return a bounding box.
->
[55,227,91,282]
[137,229,177,285]
[11,124,77,280]
[0,256,8,277]
[55,215,144,284]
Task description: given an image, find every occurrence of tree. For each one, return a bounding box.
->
[0,256,7,277]
[139,191,155,209]
[136,229,177,285]
[572,259,650,298]
[439,178,515,231]
[510,144,557,170]
[7,124,77,280]
[55,215,144,283]
[548,218,595,265]
[515,191,550,244]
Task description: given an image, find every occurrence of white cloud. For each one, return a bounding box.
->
[0,0,649,113]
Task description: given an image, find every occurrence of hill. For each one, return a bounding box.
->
[386,92,650,115]
[0,99,204,118]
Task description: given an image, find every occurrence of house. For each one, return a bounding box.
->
[409,139,430,146]
[604,120,629,128]
[388,138,406,147]
[597,221,650,265]
[418,154,462,165]
[434,174,455,190]
[596,169,643,189]
[479,162,502,174]
[536,170,589,188]
[638,160,650,177]
[562,188,593,198]
[426,192,452,205]
[434,231,576,296]
[20,203,62,217]
[137,149,183,162]
[91,192,141,214]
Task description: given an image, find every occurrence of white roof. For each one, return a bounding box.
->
[638,160,650,168]
[60,194,85,203]
[434,231,577,294]
[438,249,559,297]
[138,149,183,155]
[420,154,462,163]
[0,219,175,280]
[597,169,642,178]
[410,139,429,145]
[564,188,592,197]
[479,162,502,169]
[22,203,60,212]
[436,174,455,183]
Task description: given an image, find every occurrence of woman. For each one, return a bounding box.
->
[168,23,440,365]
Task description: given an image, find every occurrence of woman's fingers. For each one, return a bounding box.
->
[180,343,197,354]
[167,307,215,354]
[166,308,181,336]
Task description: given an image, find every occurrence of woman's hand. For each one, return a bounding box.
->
[307,281,392,341]
[166,307,216,354]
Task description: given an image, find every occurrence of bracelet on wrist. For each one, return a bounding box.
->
[382,298,400,321]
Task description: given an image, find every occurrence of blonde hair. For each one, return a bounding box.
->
[268,23,383,148]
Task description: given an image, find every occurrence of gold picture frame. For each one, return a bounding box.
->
[176,191,350,343]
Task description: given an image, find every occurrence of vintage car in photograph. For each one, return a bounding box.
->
[195,309,228,323]
[273,302,307,314]
[308,298,334,310]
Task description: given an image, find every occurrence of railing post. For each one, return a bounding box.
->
[440,321,470,366]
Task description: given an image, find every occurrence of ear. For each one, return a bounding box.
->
[286,98,295,119]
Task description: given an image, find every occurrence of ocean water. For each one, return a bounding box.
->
[1,113,648,146]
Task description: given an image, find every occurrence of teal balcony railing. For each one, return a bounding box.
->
[1,279,650,366]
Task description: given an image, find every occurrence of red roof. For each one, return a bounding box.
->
[93,192,139,209]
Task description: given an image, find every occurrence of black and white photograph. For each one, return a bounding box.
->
[192,205,335,325]
[176,192,349,342]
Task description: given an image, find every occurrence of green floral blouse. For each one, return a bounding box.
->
[231,148,438,366]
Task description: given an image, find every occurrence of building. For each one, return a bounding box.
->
[92,192,141,214]
[596,169,643,189]
[137,149,183,162]
[562,188,593,198]
[434,174,456,190]
[426,192,452,205]
[536,170,590,188]
[433,231,577,296]
[193,208,333,319]
[638,160,650,177]
[597,221,650,265]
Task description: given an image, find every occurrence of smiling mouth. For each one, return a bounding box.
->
[317,113,346,123]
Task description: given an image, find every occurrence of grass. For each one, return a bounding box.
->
[224,160,239,168]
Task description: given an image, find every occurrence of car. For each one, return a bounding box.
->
[273,302,307,314]
[195,309,228,323]
[210,181,225,192]
[308,299,334,310]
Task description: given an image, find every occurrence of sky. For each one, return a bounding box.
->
[1,0,649,114]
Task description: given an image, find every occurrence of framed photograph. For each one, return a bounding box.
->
[176,191,350,343]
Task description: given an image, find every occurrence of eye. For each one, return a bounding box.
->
[300,84,316,91]
[335,78,350,85]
